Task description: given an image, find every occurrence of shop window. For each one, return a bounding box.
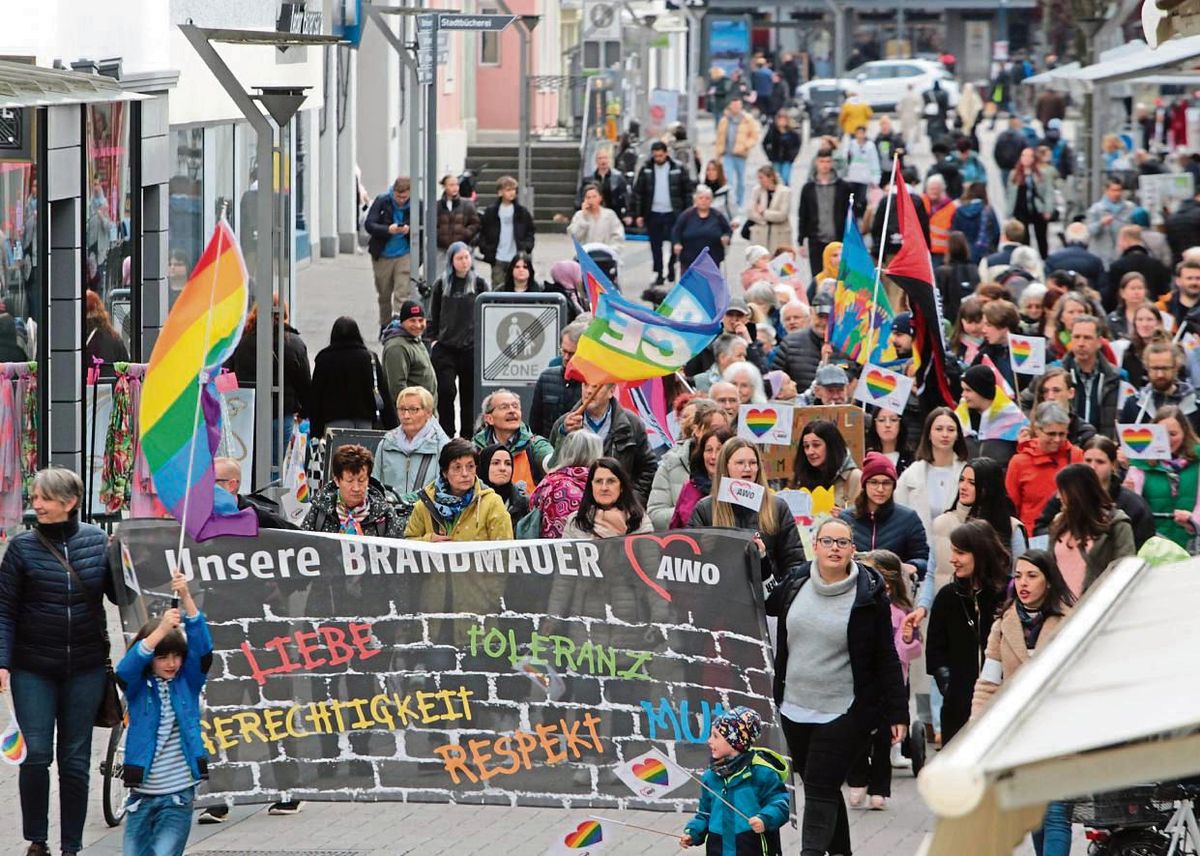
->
[0,140,39,363]
[480,7,500,65]
[85,102,132,361]
[168,127,204,305]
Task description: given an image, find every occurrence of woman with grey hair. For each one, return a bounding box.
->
[1005,400,1084,533]
[527,430,603,539]
[723,360,768,405]
[746,281,785,342]
[0,468,117,856]
[671,184,733,270]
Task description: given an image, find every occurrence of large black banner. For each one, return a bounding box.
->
[115,521,783,809]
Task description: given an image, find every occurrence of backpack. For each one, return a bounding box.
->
[971,210,993,260]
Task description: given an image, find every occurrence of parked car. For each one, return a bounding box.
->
[797,60,960,112]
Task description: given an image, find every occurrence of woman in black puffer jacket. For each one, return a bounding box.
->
[0,468,116,856]
[839,452,930,581]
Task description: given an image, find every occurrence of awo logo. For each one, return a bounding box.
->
[623,535,720,602]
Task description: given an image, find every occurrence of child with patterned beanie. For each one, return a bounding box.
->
[681,706,790,854]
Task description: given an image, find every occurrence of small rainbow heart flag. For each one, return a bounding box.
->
[1,705,27,765]
[633,757,669,785]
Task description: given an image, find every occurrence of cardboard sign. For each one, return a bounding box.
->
[718,476,766,511]
[760,404,866,484]
[1118,423,1171,459]
[1008,334,1047,376]
[853,364,913,414]
[737,403,794,445]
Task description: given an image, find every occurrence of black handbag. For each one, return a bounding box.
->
[35,531,123,728]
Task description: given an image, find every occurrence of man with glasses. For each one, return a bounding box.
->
[472,389,555,494]
[1062,315,1120,439]
[1120,340,1200,430]
[364,176,414,330]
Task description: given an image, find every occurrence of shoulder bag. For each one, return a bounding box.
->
[34,531,123,728]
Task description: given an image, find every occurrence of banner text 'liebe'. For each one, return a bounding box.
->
[114,521,781,811]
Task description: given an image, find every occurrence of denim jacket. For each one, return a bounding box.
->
[115,613,213,787]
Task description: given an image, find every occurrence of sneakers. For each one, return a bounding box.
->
[198,806,230,824]
[848,787,867,807]
[870,795,887,810]
[890,743,912,769]
[268,800,304,815]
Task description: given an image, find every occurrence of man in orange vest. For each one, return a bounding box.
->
[921,174,958,266]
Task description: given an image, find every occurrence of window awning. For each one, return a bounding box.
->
[0,61,151,108]
[917,557,1200,856]
[1023,35,1200,93]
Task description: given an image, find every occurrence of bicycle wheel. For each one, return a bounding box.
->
[101,719,129,827]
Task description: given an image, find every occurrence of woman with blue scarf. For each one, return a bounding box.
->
[405,438,513,542]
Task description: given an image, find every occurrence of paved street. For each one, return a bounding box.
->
[0,116,1084,855]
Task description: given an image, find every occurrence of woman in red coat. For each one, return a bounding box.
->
[1005,401,1083,533]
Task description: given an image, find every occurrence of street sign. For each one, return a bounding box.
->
[474,294,569,422]
[435,13,515,31]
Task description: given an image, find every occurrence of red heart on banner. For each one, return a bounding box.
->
[622,533,702,603]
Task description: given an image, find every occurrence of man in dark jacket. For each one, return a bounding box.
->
[435,174,481,251]
[871,170,931,260]
[363,176,414,328]
[576,148,630,222]
[1157,258,1200,330]
[632,141,693,284]
[1165,192,1200,264]
[1062,316,1120,439]
[979,220,1028,280]
[1045,221,1106,291]
[549,382,658,503]
[477,175,535,287]
[1100,225,1171,310]
[992,115,1027,185]
[797,149,852,282]
[771,294,848,392]
[529,322,585,437]
[1119,339,1200,431]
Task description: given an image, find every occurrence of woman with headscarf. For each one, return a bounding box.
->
[308,316,396,438]
[478,443,530,531]
[810,241,843,301]
[428,241,489,437]
[545,259,586,320]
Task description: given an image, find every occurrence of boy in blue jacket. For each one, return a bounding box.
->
[681,706,790,855]
[116,573,213,856]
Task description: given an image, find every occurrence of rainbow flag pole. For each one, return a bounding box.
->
[863,155,900,366]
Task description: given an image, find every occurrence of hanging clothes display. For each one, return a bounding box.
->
[100,362,139,512]
[0,362,37,529]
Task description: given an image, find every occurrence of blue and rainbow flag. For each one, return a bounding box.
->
[139,221,258,542]
[828,209,895,364]
[567,239,728,385]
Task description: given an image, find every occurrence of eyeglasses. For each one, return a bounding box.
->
[865,478,894,488]
[398,406,424,414]
[817,537,854,549]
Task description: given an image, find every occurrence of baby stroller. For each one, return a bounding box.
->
[581,242,621,287]
[806,84,844,138]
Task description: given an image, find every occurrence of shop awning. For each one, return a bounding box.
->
[917,557,1200,856]
[0,61,151,108]
[1023,35,1200,92]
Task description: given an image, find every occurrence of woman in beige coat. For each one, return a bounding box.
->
[746,165,793,252]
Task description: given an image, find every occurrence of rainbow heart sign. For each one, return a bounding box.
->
[1008,334,1046,375]
[737,403,793,446]
[546,818,612,854]
[853,363,913,414]
[614,748,685,798]
[1118,423,1170,460]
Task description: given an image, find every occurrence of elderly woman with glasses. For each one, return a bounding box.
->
[375,386,451,498]
[1005,401,1083,533]
[672,184,734,270]
[766,516,907,856]
[0,468,117,856]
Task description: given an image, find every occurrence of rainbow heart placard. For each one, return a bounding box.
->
[1008,334,1046,375]
[853,363,913,414]
[614,748,685,798]
[546,818,613,854]
[1118,423,1169,459]
[737,403,793,446]
[1,709,26,766]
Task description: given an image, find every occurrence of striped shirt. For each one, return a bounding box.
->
[135,646,197,795]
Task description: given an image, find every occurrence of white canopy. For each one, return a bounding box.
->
[0,60,151,108]
[917,557,1200,855]
[1024,36,1200,94]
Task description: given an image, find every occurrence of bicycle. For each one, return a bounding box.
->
[1072,782,1200,855]
[98,701,130,827]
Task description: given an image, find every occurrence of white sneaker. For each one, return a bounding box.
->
[848,787,867,807]
[890,743,912,769]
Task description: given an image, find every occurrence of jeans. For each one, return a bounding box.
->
[723,154,748,210]
[124,787,196,856]
[773,161,793,186]
[646,211,678,278]
[783,714,869,856]
[12,667,108,851]
[930,681,944,735]
[1032,801,1072,856]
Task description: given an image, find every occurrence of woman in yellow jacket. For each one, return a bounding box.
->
[971,549,1074,856]
[838,93,873,138]
[405,437,514,542]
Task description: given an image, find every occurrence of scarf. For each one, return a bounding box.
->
[1100,196,1126,216]
[1156,455,1192,498]
[431,474,475,530]
[691,472,713,495]
[336,494,370,535]
[710,750,750,781]
[1016,601,1046,649]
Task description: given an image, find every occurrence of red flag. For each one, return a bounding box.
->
[884,167,959,409]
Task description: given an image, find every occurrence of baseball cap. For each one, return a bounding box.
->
[814,363,849,387]
[726,296,751,316]
[812,293,834,315]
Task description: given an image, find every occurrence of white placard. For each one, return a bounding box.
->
[768,252,800,279]
[737,403,794,445]
[717,476,766,511]
[853,364,914,414]
[1008,334,1046,375]
[1117,423,1171,460]
[1118,380,1138,412]
[1108,338,1131,369]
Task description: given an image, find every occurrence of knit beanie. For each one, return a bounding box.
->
[711,706,762,753]
[860,451,897,485]
[962,364,997,400]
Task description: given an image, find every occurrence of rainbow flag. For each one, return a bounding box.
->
[617,377,674,451]
[567,240,727,385]
[1,702,26,765]
[956,383,1028,442]
[829,208,895,364]
[139,221,258,542]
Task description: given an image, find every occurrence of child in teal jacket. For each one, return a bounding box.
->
[681,706,790,855]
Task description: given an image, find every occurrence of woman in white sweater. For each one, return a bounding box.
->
[567,184,625,246]
[894,407,969,539]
